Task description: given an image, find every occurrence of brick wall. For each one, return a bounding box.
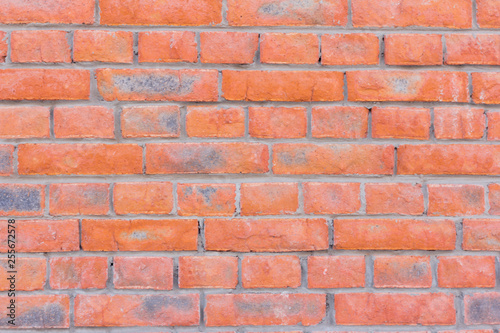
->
[0,0,499,330]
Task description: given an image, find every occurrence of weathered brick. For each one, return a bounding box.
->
[322,34,379,65]
[261,33,319,64]
[113,182,173,215]
[0,258,46,291]
[249,107,307,138]
[434,107,485,140]
[242,255,301,288]
[303,183,361,215]
[488,112,500,140]
[114,257,173,290]
[241,183,299,215]
[54,106,115,139]
[477,0,500,28]
[139,31,197,63]
[0,107,50,138]
[0,32,6,62]
[49,257,108,289]
[371,107,431,140]
[489,184,500,215]
[385,34,443,66]
[177,183,236,216]
[464,293,500,324]
[179,256,238,288]
[0,146,13,176]
[201,32,258,64]
[186,106,245,138]
[308,256,365,288]
[374,256,432,288]
[311,106,368,138]
[472,72,500,104]
[11,31,70,63]
[0,295,69,328]
[446,34,500,65]
[365,183,424,215]
[121,105,180,138]
[0,0,94,24]
[463,219,500,251]
[438,256,496,288]
[0,184,45,216]
[74,30,134,63]
[428,184,485,216]
[49,183,109,216]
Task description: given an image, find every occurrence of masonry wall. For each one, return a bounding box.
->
[0,0,499,331]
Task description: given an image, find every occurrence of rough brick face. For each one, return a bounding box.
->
[11,31,71,63]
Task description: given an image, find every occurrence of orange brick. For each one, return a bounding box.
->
[114,257,173,290]
[374,256,432,288]
[97,69,218,102]
[177,183,236,216]
[81,219,198,251]
[488,112,500,140]
[146,143,269,174]
[50,183,109,216]
[322,33,379,65]
[0,107,50,138]
[335,293,455,325]
[54,106,114,139]
[303,183,361,214]
[273,144,394,175]
[186,106,245,138]
[11,30,70,63]
[201,32,258,64]
[434,107,485,140]
[206,294,325,326]
[139,31,197,63]
[222,70,344,101]
[446,34,500,65]
[438,256,496,288]
[249,107,307,138]
[241,183,299,215]
[465,293,500,324]
[372,107,431,140]
[489,184,500,215]
[477,0,500,28]
[312,106,368,138]
[365,183,424,215]
[308,256,365,288]
[179,256,238,289]
[352,0,471,28]
[385,34,443,66]
[472,72,500,104]
[0,145,13,176]
[0,69,90,100]
[121,105,180,138]
[205,218,328,252]
[49,257,108,289]
[347,70,468,102]
[18,144,143,175]
[463,219,500,251]
[242,255,301,288]
[0,0,94,24]
[261,33,319,64]
[0,32,6,62]
[0,220,79,253]
[227,0,347,26]
[113,182,173,215]
[0,184,45,216]
[428,184,484,216]
[334,219,456,250]
[74,30,133,63]
[0,258,46,291]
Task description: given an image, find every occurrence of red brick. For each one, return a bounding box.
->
[186,106,244,138]
[139,31,197,63]
[227,0,347,26]
[334,219,456,250]
[179,256,238,289]
[463,219,500,251]
[206,294,325,326]
[0,0,94,24]
[113,257,173,290]
[446,34,500,65]
[374,256,432,288]
[18,144,143,175]
[99,0,222,25]
[201,32,258,64]
[146,143,269,174]
[347,70,468,102]
[75,294,199,327]
[308,256,365,288]
[372,107,431,140]
[438,256,496,288]
[472,72,500,104]
[311,106,368,138]
[0,32,6,62]
[398,144,500,175]
[0,107,50,138]
[121,105,180,138]
[352,0,471,28]
[249,107,307,138]
[74,30,133,63]
[477,0,500,28]
[434,107,485,139]
[11,31,70,63]
[261,33,319,64]
[0,295,69,328]
[50,183,109,216]
[177,183,236,216]
[222,70,344,101]
[49,257,108,289]
[335,293,455,325]
[241,183,299,215]
[322,34,379,65]
[97,69,218,102]
[0,184,45,216]
[365,183,424,215]
[464,292,500,324]
[113,182,173,215]
[81,219,198,251]
[0,258,46,291]
[488,112,500,140]
[428,184,485,216]
[0,69,90,100]
[303,183,361,214]
[273,144,394,175]
[205,218,328,252]
[385,34,443,66]
[242,255,301,288]
[0,220,79,253]
[489,184,500,215]
[0,145,13,176]
[54,106,114,139]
